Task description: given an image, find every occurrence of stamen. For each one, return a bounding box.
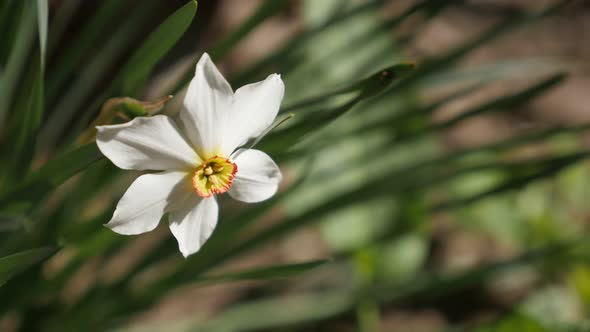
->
[192,156,237,197]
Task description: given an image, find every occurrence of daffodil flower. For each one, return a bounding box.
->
[96,53,284,257]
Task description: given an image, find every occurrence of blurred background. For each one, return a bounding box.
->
[0,0,589,331]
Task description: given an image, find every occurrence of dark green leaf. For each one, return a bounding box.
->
[0,247,54,287]
[118,0,198,95]
[36,0,48,68]
[0,144,103,208]
[0,0,36,130]
[38,1,160,153]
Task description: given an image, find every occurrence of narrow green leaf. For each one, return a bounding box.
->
[194,259,330,285]
[46,0,81,57]
[263,63,415,156]
[38,1,159,153]
[0,0,36,130]
[210,0,288,60]
[0,247,54,287]
[430,152,590,212]
[9,67,44,179]
[0,0,22,65]
[36,0,48,68]
[388,74,566,145]
[385,0,570,95]
[231,0,393,86]
[46,0,129,102]
[118,0,198,95]
[281,63,416,113]
[196,292,353,332]
[376,238,583,302]
[135,239,581,332]
[170,0,287,94]
[437,73,566,130]
[0,144,103,208]
[6,2,49,181]
[41,0,196,152]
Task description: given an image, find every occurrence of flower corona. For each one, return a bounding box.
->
[192,156,237,197]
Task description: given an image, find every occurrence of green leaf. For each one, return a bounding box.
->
[46,0,81,57]
[38,0,160,153]
[0,0,36,130]
[194,259,330,285]
[36,0,47,68]
[387,0,570,94]
[9,67,44,179]
[0,247,54,287]
[39,0,197,152]
[0,1,48,183]
[281,62,416,113]
[170,0,287,94]
[46,0,129,102]
[210,0,288,60]
[431,152,590,212]
[118,0,198,95]
[262,63,415,157]
[437,73,566,130]
[193,292,353,332]
[0,144,103,208]
[231,0,393,86]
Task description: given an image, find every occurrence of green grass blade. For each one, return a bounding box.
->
[196,292,353,332]
[0,144,103,209]
[137,239,581,332]
[38,1,159,153]
[0,247,54,287]
[9,66,44,180]
[39,0,196,153]
[193,259,330,285]
[263,64,415,156]
[169,0,289,94]
[46,0,129,102]
[437,73,566,130]
[387,0,570,94]
[231,0,392,86]
[376,239,583,302]
[0,0,22,64]
[5,1,49,181]
[46,0,81,57]
[281,63,415,113]
[209,0,289,61]
[0,0,36,130]
[36,0,47,68]
[117,0,198,95]
[430,152,590,212]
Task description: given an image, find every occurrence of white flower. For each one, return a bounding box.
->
[96,53,284,257]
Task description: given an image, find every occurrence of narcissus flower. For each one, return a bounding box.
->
[96,53,284,257]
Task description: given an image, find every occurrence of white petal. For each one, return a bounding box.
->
[169,196,219,257]
[180,53,233,157]
[220,74,284,156]
[229,149,282,203]
[106,171,191,235]
[96,115,199,171]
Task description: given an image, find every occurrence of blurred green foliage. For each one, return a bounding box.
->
[0,0,589,331]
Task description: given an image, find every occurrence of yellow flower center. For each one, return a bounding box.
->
[192,156,237,197]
